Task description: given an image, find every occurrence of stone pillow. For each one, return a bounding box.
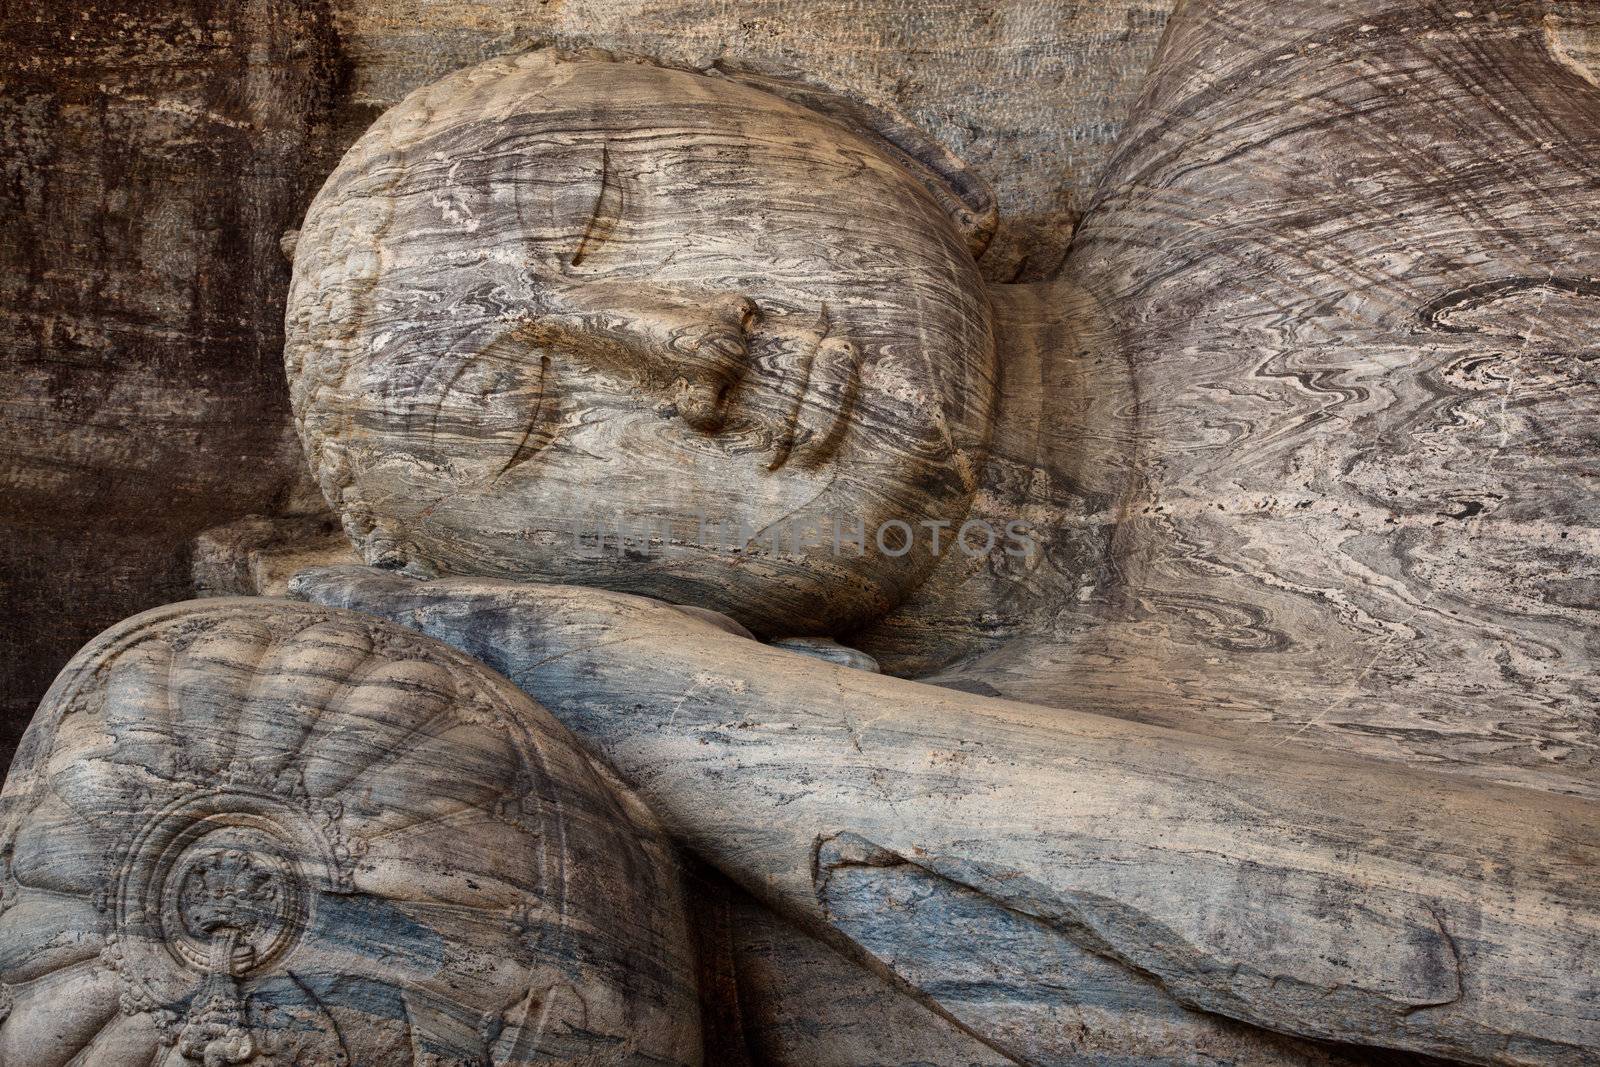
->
[0,598,700,1066]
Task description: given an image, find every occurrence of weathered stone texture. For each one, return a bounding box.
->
[0,0,1169,766]
[285,51,1001,637]
[325,0,1173,280]
[883,0,1600,803]
[0,598,702,1064]
[293,567,1600,1065]
[0,0,341,757]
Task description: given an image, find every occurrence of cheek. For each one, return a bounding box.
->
[411,351,571,480]
[849,339,969,455]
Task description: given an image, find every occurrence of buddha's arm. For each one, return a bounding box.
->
[293,565,1600,1065]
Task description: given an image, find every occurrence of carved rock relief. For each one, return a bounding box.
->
[284,49,998,637]
[290,565,1600,1066]
[0,599,700,1066]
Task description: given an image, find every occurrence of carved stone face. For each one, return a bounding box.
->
[288,52,996,634]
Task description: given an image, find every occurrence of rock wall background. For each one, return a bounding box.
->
[0,0,1171,764]
[0,0,343,760]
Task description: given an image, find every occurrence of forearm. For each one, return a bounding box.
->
[293,565,1600,1064]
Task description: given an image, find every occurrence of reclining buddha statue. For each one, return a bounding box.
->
[8,1,1599,1063]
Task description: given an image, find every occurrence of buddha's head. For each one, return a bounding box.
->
[287,51,997,635]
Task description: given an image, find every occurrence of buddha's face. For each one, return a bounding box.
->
[287,53,995,635]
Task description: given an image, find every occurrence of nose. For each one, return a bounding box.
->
[526,283,761,432]
[669,293,759,433]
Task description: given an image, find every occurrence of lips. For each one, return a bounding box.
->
[767,332,860,471]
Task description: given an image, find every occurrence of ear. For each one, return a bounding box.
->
[709,62,998,262]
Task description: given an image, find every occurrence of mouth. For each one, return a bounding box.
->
[767,332,860,472]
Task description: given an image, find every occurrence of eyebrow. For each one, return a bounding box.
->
[569,143,624,268]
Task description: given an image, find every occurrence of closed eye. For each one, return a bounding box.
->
[569,142,624,268]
